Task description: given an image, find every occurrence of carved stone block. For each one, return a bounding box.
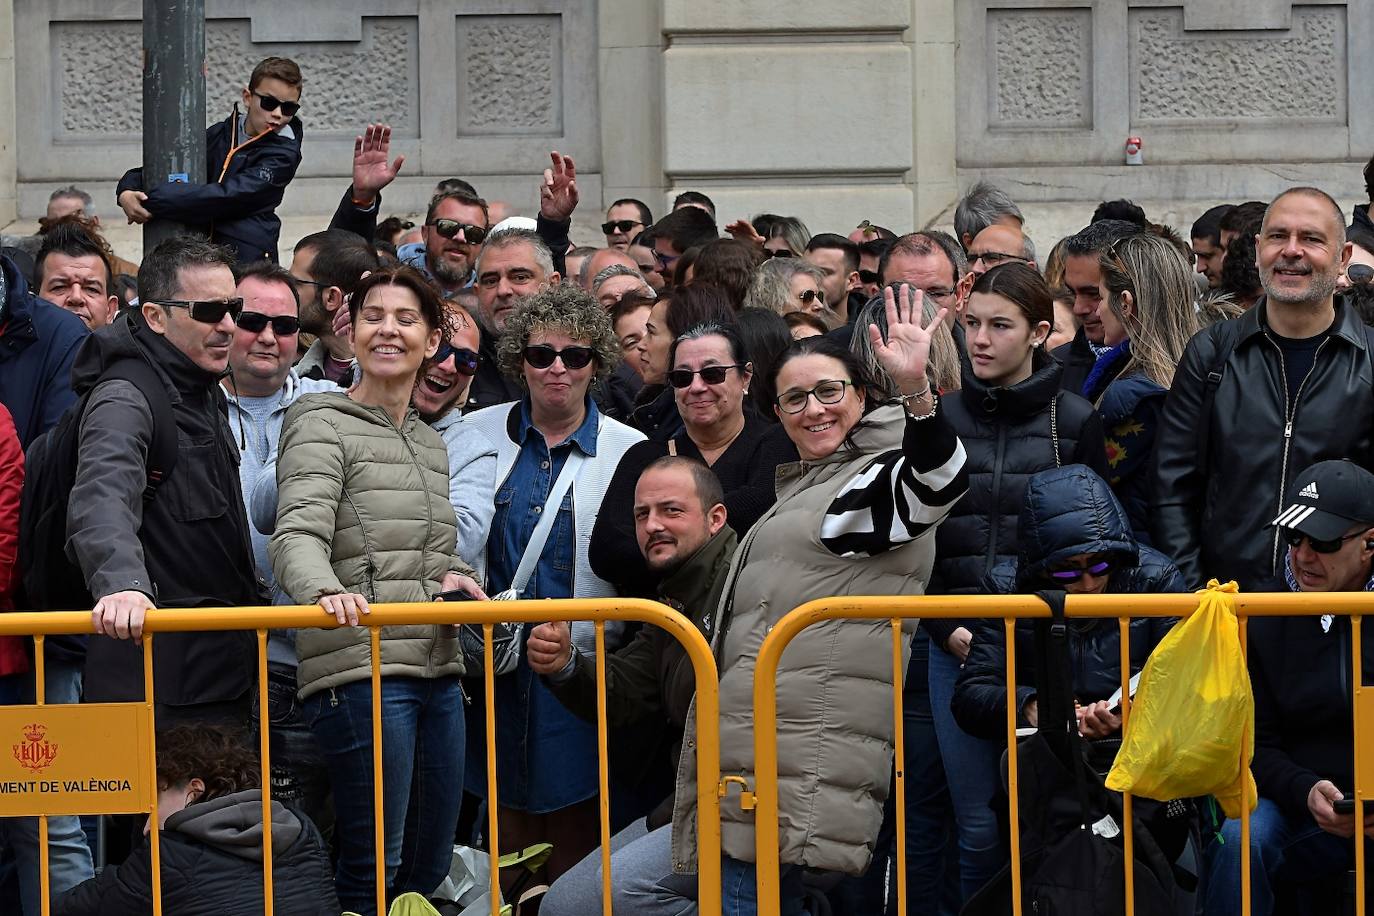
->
[1131,7,1345,124]
[455,14,562,137]
[986,8,1093,129]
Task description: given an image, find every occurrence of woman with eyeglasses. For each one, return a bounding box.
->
[589,321,799,597]
[743,258,843,329]
[662,287,967,914]
[924,262,1108,905]
[1092,233,1201,543]
[269,266,487,915]
[631,285,737,440]
[459,285,645,887]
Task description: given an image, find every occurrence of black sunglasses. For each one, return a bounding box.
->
[430,219,488,244]
[236,311,300,336]
[157,298,243,324]
[1047,559,1114,583]
[523,344,595,370]
[761,249,796,260]
[1349,264,1374,285]
[433,342,480,376]
[252,92,301,118]
[1282,529,1363,554]
[667,364,745,388]
[601,219,643,235]
[797,289,825,306]
[858,269,881,285]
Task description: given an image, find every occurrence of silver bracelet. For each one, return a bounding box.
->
[901,389,939,420]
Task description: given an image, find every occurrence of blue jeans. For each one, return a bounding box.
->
[721,854,804,916]
[252,663,333,840]
[303,675,465,916]
[1203,796,1360,916]
[928,637,1006,902]
[0,657,94,916]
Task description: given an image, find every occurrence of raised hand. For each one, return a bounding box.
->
[724,219,766,247]
[352,124,405,206]
[539,151,578,222]
[868,283,946,396]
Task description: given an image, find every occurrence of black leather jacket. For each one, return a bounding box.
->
[1151,298,1374,589]
[952,465,1183,739]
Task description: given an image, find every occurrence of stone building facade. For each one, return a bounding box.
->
[0,0,1368,234]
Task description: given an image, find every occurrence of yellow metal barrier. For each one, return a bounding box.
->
[748,591,1374,916]
[0,599,723,916]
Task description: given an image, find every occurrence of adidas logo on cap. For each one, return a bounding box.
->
[1299,482,1320,500]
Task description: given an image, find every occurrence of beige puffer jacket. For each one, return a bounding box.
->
[269,392,475,699]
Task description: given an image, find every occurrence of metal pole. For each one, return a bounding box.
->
[142,0,206,249]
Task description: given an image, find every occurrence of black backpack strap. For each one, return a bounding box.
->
[1033,589,1096,827]
[1195,323,1241,479]
[97,359,178,500]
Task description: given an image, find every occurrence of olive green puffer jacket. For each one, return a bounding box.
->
[269,392,476,699]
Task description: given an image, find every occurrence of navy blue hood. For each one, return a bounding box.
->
[1014,464,1138,590]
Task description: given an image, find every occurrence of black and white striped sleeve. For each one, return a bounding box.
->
[819,407,968,557]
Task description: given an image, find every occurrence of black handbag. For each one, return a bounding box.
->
[960,591,1190,916]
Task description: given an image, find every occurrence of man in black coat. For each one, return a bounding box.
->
[1202,460,1374,916]
[116,57,304,264]
[1152,188,1374,590]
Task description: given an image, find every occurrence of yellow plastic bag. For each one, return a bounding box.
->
[1105,579,1257,817]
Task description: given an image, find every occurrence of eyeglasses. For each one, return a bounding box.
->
[433,342,480,376]
[858,270,881,285]
[251,92,301,118]
[971,250,1028,267]
[667,364,745,388]
[156,298,243,324]
[236,311,300,336]
[1047,559,1114,582]
[290,275,327,290]
[523,344,595,370]
[776,379,852,414]
[761,250,796,260]
[655,250,680,269]
[797,289,826,306]
[601,219,643,236]
[1349,264,1374,285]
[1282,529,1363,554]
[429,219,488,244]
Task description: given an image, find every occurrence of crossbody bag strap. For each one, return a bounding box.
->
[496,450,588,600]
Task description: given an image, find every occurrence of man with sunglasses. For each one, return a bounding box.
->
[65,237,263,726]
[804,234,863,332]
[1203,460,1374,914]
[603,199,653,250]
[116,57,304,265]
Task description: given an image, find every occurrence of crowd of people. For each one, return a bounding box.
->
[4,55,1374,916]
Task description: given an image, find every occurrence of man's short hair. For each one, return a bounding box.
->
[426,189,490,227]
[47,185,93,216]
[138,236,237,307]
[805,233,860,274]
[592,263,653,297]
[475,227,555,279]
[236,260,301,310]
[609,198,653,227]
[672,191,716,218]
[435,177,479,198]
[294,229,380,298]
[879,230,969,283]
[248,57,303,93]
[1219,201,1267,236]
[859,237,895,261]
[1191,204,1234,245]
[1062,219,1142,258]
[641,455,726,514]
[35,218,114,292]
[1265,187,1347,246]
[650,206,718,253]
[1091,199,1148,227]
[954,181,1023,245]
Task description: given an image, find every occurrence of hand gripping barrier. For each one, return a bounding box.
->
[745,591,1374,916]
[0,599,722,916]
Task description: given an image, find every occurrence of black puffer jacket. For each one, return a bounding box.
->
[926,350,1109,649]
[1152,298,1374,589]
[55,790,339,916]
[952,465,1183,739]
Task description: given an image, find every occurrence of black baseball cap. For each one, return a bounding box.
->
[1271,460,1374,541]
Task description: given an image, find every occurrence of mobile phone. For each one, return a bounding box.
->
[432,589,475,602]
[1333,797,1357,815]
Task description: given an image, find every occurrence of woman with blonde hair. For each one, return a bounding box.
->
[1093,231,1202,542]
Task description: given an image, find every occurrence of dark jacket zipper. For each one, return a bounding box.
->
[1265,333,1329,574]
[984,423,1009,574]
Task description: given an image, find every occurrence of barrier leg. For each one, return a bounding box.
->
[484,623,501,916]
[891,619,908,916]
[35,635,48,916]
[257,630,275,916]
[145,634,162,916]
[595,621,613,916]
[1117,618,1134,916]
[371,628,385,916]
[1003,618,1022,916]
[1355,616,1365,916]
[1239,615,1251,916]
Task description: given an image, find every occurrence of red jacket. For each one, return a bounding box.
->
[0,403,30,675]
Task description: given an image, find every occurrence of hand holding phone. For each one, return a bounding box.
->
[432,588,475,602]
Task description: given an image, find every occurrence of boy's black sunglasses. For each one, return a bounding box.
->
[252,92,301,118]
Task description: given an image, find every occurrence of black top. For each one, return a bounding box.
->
[1269,327,1329,405]
[588,411,798,596]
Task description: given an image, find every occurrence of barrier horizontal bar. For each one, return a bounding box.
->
[0,598,705,635]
